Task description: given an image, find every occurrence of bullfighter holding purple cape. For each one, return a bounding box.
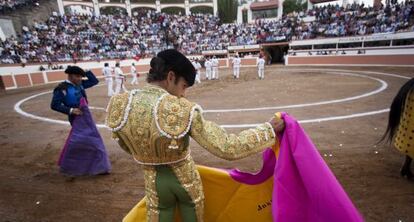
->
[51,66,111,176]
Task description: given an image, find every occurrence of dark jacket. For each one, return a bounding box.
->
[50,71,99,123]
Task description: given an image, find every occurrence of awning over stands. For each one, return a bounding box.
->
[201,50,228,56]
[261,41,289,47]
[228,44,261,53]
[250,0,278,11]
[187,55,204,60]
[309,0,337,4]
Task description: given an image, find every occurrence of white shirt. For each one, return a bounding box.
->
[195,62,202,72]
[205,60,212,69]
[115,67,124,79]
[191,61,197,69]
[232,57,241,67]
[131,65,137,75]
[257,58,265,69]
[212,59,219,67]
[102,67,112,79]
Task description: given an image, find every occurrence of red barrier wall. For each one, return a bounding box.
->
[30,73,45,85]
[15,74,31,87]
[2,75,15,88]
[288,55,414,65]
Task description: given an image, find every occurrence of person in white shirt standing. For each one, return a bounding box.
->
[212,56,219,80]
[114,62,128,94]
[257,55,265,80]
[194,59,202,84]
[130,63,139,85]
[190,59,200,84]
[204,57,212,80]
[102,63,114,97]
[232,55,241,79]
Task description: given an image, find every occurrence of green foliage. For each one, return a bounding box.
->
[100,6,127,15]
[190,6,214,14]
[218,0,238,23]
[160,0,185,3]
[282,0,307,15]
[161,7,186,15]
[130,0,156,3]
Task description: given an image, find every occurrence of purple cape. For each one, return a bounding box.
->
[58,98,111,176]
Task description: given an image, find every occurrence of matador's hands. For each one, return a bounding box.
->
[71,108,83,116]
[269,117,285,134]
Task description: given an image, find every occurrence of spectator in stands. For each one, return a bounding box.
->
[1,1,413,64]
[0,0,39,14]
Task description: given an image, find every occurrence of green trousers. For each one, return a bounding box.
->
[155,165,197,222]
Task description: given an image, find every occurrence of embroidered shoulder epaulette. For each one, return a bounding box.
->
[55,82,68,91]
[154,94,201,149]
[106,92,131,131]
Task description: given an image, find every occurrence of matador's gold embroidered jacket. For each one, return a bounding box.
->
[106,85,276,221]
[394,90,414,159]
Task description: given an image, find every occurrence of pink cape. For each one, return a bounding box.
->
[230,113,363,222]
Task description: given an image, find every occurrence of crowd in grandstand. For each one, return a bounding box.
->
[0,0,39,13]
[294,2,414,39]
[0,1,413,64]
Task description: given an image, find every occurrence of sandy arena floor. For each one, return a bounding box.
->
[0,65,413,222]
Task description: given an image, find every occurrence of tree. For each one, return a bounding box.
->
[218,0,238,23]
[283,0,307,15]
[191,6,214,14]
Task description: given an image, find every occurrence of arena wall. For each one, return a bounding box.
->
[0,58,150,90]
[0,57,244,90]
[3,52,412,90]
[286,54,414,66]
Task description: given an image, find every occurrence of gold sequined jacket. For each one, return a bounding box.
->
[394,90,414,159]
[106,86,277,165]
